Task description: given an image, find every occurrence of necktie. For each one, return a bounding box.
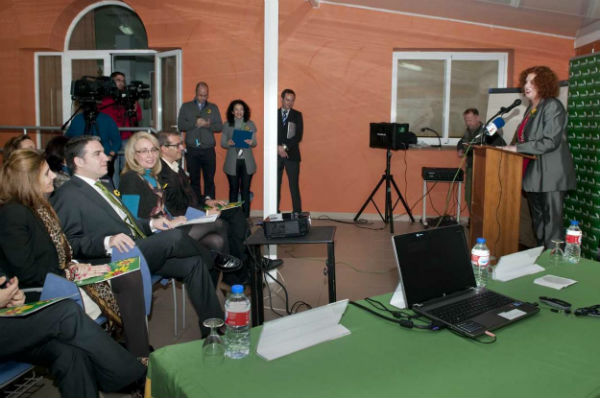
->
[94,181,146,239]
[282,110,288,124]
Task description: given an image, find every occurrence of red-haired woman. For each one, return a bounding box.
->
[507,66,576,248]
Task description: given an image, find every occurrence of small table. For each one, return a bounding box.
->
[244,225,337,325]
[421,167,463,226]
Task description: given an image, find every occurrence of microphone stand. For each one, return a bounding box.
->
[473,108,506,146]
[422,127,442,147]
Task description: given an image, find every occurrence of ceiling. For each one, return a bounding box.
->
[319,0,600,37]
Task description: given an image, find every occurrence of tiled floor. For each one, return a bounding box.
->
[17,217,445,397]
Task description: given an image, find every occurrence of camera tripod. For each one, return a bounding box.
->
[354,147,414,233]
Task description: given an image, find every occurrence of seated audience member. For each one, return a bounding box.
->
[157,131,283,272]
[3,134,35,160]
[50,136,223,336]
[0,149,150,357]
[0,275,146,398]
[119,132,243,279]
[45,135,71,189]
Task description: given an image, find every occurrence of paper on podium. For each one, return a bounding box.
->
[492,246,545,282]
[256,299,351,361]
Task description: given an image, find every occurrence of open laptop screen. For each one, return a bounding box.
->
[392,225,477,307]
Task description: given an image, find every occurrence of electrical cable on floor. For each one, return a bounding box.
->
[250,248,313,317]
[279,246,395,275]
[315,214,386,231]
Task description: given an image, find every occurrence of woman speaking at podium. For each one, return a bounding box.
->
[506,66,575,249]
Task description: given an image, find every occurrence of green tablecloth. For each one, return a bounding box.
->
[148,251,600,398]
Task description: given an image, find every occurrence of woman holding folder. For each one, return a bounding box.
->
[221,99,257,218]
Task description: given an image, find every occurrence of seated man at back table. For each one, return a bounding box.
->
[50,135,223,336]
[157,131,282,272]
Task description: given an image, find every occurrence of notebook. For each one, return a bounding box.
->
[391,225,539,338]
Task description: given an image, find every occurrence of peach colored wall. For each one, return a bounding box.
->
[0,0,575,217]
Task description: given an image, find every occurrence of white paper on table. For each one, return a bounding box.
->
[389,282,407,309]
[534,274,577,290]
[256,299,351,361]
[492,246,545,282]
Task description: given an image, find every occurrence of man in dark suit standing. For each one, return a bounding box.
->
[50,136,223,336]
[277,88,303,213]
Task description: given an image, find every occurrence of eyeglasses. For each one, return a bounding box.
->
[135,147,159,155]
[163,143,183,148]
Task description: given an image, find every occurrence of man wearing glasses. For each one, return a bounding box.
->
[157,131,283,275]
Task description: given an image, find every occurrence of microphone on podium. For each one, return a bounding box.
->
[485,117,505,136]
[499,99,522,114]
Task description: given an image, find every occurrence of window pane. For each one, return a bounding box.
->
[69,6,148,50]
[395,60,444,135]
[449,60,499,138]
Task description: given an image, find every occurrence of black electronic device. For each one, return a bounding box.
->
[421,167,464,182]
[263,212,311,239]
[369,123,415,150]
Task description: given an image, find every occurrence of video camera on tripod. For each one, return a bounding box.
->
[113,80,150,119]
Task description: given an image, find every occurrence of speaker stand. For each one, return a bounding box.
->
[354,148,415,233]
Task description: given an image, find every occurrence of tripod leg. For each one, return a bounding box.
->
[390,176,415,223]
[354,175,387,222]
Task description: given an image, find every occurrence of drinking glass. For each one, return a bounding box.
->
[202,318,225,365]
[550,239,564,265]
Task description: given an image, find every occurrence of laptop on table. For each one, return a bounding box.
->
[391,225,539,338]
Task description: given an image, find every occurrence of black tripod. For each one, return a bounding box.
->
[354,147,415,233]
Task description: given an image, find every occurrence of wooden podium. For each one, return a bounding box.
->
[470,146,534,260]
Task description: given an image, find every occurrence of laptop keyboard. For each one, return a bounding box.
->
[428,290,513,324]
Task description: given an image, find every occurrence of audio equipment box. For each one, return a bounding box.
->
[421,167,464,182]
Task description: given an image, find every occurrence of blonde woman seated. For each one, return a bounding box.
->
[118,132,243,276]
[0,149,150,358]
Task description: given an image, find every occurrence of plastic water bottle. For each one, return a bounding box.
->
[224,284,251,359]
[563,220,582,264]
[471,237,490,288]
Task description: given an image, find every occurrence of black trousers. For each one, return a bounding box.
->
[227,159,253,218]
[136,228,224,335]
[277,157,302,213]
[185,147,216,199]
[0,300,146,398]
[110,271,149,357]
[526,191,566,249]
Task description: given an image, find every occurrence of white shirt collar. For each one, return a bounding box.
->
[161,157,179,173]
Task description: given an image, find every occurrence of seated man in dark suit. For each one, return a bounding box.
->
[0,275,146,398]
[157,131,282,275]
[50,136,223,336]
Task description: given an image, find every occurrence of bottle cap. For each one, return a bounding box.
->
[570,220,579,225]
[231,284,244,294]
[476,237,486,243]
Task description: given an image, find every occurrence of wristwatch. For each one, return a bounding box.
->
[283,144,288,151]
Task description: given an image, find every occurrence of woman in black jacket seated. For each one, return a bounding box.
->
[0,149,150,358]
[119,132,243,278]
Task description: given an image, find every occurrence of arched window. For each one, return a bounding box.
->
[35,1,181,139]
[69,5,148,50]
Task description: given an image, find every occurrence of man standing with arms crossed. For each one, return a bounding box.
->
[277,88,303,213]
[178,82,223,200]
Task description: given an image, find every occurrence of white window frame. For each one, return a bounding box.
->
[391,51,508,145]
[34,1,182,129]
[155,49,183,132]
